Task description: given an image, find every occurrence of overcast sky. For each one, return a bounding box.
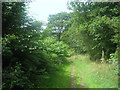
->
[27,0,71,23]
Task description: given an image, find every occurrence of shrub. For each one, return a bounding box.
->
[2,35,70,88]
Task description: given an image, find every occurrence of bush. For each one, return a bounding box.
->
[2,35,70,88]
[2,62,32,88]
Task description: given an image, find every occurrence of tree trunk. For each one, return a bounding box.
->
[100,49,105,63]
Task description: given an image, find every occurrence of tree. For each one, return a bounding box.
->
[47,12,71,41]
[2,2,45,88]
[2,2,71,88]
[65,1,119,60]
[2,2,28,36]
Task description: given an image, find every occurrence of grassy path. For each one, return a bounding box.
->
[70,54,118,88]
[38,54,118,88]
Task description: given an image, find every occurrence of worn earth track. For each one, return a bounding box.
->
[70,56,87,88]
[71,64,76,88]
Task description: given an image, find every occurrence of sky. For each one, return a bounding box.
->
[27,0,71,23]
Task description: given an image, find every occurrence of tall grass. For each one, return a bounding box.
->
[72,55,118,88]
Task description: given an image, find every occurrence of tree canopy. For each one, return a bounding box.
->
[47,12,71,40]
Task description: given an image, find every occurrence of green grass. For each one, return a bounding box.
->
[33,55,118,88]
[37,62,72,88]
[72,55,118,88]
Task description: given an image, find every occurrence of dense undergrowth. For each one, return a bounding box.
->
[2,35,72,88]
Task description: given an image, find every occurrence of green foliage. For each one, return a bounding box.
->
[2,1,119,89]
[2,2,27,36]
[65,2,119,60]
[108,53,118,64]
[108,53,118,75]
[2,34,70,88]
[47,12,71,40]
[2,62,32,88]
[44,37,69,56]
[43,37,72,65]
[2,2,71,89]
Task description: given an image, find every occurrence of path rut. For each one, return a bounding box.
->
[71,64,76,88]
[70,57,87,88]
